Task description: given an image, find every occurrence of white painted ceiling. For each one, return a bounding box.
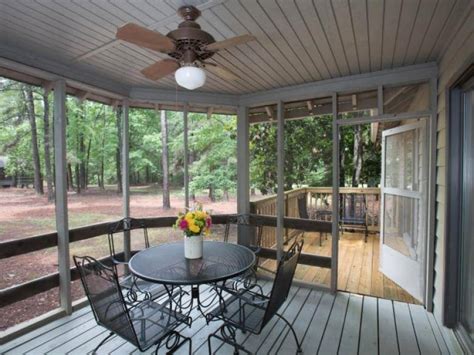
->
[0,0,470,95]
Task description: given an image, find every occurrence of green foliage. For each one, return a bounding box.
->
[188,113,237,199]
[0,77,381,202]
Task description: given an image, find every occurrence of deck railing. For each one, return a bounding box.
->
[250,187,381,248]
[0,214,331,310]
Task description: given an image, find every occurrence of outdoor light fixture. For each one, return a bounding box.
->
[175,65,206,90]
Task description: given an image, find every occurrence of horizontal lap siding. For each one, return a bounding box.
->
[433,7,474,326]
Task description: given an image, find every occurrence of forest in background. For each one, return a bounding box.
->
[0,78,381,205]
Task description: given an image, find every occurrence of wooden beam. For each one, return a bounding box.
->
[53,79,71,314]
[331,93,340,293]
[76,90,90,103]
[276,100,284,261]
[249,97,377,124]
[265,106,274,120]
[258,248,331,268]
[370,122,379,143]
[351,94,357,110]
[121,100,130,264]
[42,80,54,95]
[237,106,250,245]
[240,63,437,107]
[183,104,189,209]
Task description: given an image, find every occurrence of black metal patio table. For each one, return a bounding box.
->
[128,241,256,320]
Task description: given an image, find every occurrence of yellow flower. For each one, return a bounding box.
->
[189,224,200,233]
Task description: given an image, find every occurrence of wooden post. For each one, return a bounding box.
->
[331,93,340,293]
[425,76,437,312]
[122,99,130,264]
[54,79,71,314]
[276,100,285,261]
[183,104,189,209]
[237,105,250,245]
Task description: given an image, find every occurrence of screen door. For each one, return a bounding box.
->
[380,120,428,303]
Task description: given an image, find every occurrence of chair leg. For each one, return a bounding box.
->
[92,331,114,354]
[319,232,322,247]
[275,313,303,354]
[155,331,192,355]
[208,324,252,355]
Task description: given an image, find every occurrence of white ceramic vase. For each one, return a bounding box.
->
[184,234,203,259]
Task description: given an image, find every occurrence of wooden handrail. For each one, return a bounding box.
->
[0,215,233,260]
[0,213,332,308]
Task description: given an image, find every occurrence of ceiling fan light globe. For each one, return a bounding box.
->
[175,66,206,90]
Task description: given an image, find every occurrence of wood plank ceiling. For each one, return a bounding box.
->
[0,0,468,95]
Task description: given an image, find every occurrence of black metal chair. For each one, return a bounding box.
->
[107,218,167,301]
[206,239,304,355]
[298,194,329,246]
[221,214,265,293]
[339,193,369,242]
[73,255,192,354]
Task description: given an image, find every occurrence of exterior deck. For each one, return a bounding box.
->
[0,283,461,355]
[297,232,419,304]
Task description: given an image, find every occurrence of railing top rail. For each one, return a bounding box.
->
[250,186,381,206]
[0,214,233,260]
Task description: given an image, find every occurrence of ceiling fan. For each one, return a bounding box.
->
[116,5,256,90]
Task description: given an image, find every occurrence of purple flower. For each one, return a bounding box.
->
[179,219,188,230]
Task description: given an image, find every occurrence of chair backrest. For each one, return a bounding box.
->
[340,193,367,220]
[107,217,149,264]
[224,214,264,250]
[297,195,309,219]
[261,239,304,329]
[73,255,139,347]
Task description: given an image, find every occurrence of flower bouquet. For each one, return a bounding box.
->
[175,204,212,259]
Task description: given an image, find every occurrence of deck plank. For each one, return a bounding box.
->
[240,287,299,352]
[393,301,420,355]
[276,289,323,354]
[378,298,399,354]
[257,287,311,354]
[300,291,336,354]
[338,293,363,355]
[359,296,378,354]
[1,286,463,355]
[1,306,92,353]
[409,304,441,355]
[318,292,350,354]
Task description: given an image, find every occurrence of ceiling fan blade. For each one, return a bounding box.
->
[205,34,255,52]
[204,63,239,81]
[141,60,179,81]
[116,23,176,53]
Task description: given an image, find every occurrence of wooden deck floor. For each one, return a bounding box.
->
[293,232,419,304]
[0,283,461,355]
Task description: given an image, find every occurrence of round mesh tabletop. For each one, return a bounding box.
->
[128,241,256,285]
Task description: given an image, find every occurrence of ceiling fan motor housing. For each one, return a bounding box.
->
[167,6,216,64]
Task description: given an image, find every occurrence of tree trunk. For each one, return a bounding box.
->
[352,125,363,187]
[160,110,171,209]
[99,156,105,189]
[42,89,54,201]
[115,107,123,193]
[190,151,196,201]
[208,185,215,202]
[67,163,74,190]
[23,85,43,195]
[75,164,81,193]
[339,130,345,186]
[84,138,92,189]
